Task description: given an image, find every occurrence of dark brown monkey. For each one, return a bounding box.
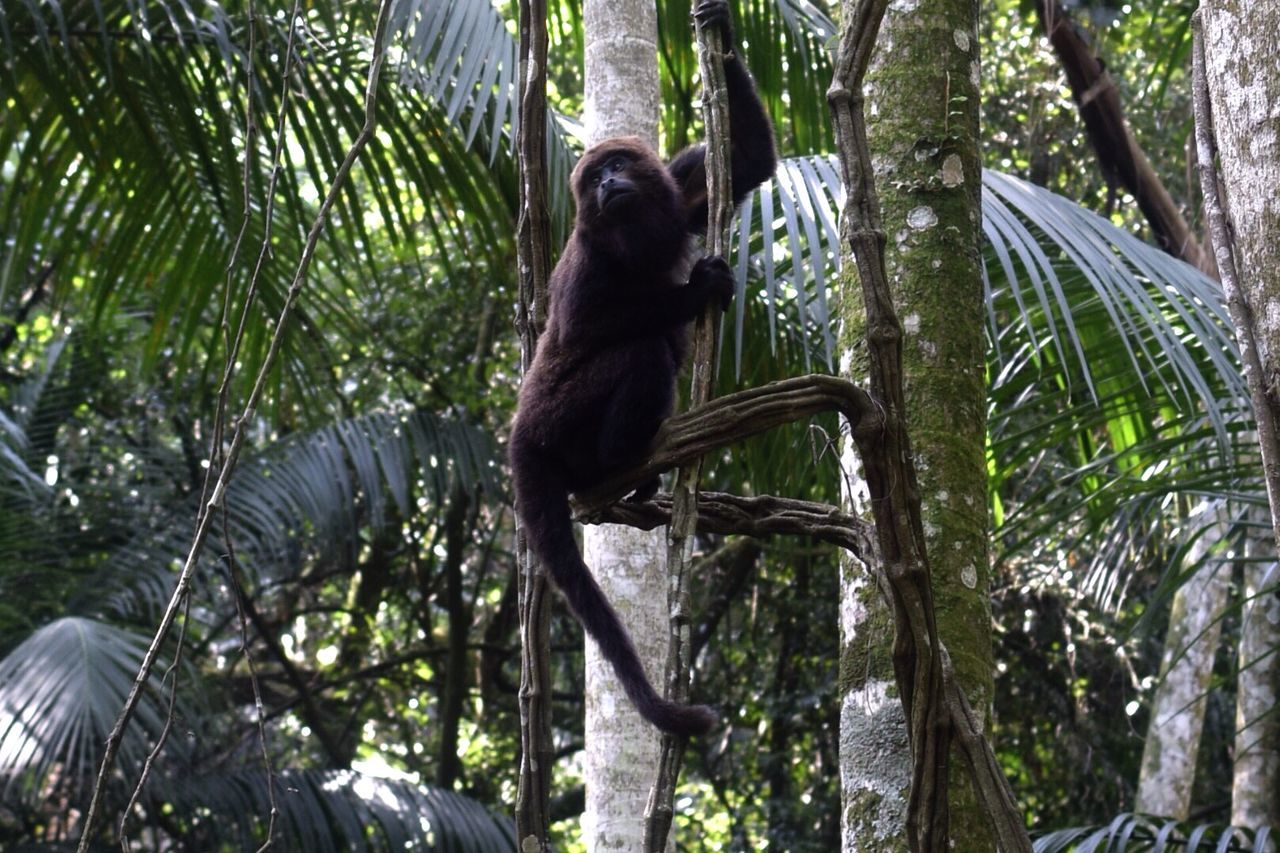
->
[508,0,776,737]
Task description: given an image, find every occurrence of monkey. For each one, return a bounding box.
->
[508,0,776,737]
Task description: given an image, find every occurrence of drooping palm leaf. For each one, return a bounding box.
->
[393,0,577,239]
[1033,812,1271,853]
[168,768,515,852]
[78,407,500,620]
[0,616,186,802]
[1,0,515,418]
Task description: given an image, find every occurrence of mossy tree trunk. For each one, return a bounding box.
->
[838,0,991,847]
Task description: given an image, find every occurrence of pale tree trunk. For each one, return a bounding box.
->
[1135,503,1231,819]
[1232,503,1280,832]
[1197,2,1280,832]
[582,525,670,850]
[1199,2,1280,550]
[838,0,990,848]
[836,459,909,850]
[580,0,666,849]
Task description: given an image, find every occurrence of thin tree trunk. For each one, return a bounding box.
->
[582,526,669,850]
[1195,5,1280,832]
[838,398,910,851]
[580,0,667,848]
[1135,502,1231,819]
[1232,504,1280,832]
[1197,0,1280,557]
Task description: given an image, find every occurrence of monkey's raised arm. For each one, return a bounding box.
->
[667,0,778,232]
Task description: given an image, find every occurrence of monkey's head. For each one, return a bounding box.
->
[571,137,682,228]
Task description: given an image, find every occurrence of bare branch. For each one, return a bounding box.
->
[74,3,395,848]
[589,491,874,557]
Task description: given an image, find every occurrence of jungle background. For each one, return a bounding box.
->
[0,0,1275,849]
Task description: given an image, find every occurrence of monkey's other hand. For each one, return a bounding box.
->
[690,255,735,311]
[692,0,734,47]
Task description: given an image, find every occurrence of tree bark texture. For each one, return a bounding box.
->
[1194,12,1280,827]
[582,526,670,851]
[854,0,993,848]
[580,0,669,848]
[1232,504,1280,831]
[1197,1,1280,552]
[645,9,736,849]
[828,0,1030,849]
[1135,503,1231,819]
[515,0,554,841]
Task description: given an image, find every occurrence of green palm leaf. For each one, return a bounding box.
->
[2,0,516,416]
[0,616,184,801]
[1033,813,1271,852]
[168,768,515,852]
[81,407,500,620]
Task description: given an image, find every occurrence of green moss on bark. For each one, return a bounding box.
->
[865,1,995,848]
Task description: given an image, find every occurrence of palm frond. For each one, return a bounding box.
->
[1033,813,1271,852]
[982,170,1242,421]
[656,0,836,154]
[167,768,515,852]
[78,407,500,620]
[0,616,185,802]
[2,0,515,415]
[0,410,46,501]
[393,0,576,237]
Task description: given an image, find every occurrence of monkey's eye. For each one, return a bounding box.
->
[608,157,626,172]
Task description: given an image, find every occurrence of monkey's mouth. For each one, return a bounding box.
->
[601,187,636,210]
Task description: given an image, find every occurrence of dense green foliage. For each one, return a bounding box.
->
[0,0,1271,848]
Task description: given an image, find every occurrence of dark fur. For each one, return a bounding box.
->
[509,0,776,737]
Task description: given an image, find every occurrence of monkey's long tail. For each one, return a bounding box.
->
[511,441,717,737]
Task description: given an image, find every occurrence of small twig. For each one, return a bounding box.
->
[226,554,280,853]
[73,3,394,848]
[117,592,192,852]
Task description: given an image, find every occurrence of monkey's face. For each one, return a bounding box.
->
[572,138,678,226]
[588,153,637,214]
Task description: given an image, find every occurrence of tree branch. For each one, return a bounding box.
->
[513,0,555,842]
[574,373,881,512]
[587,491,874,558]
[1036,0,1214,277]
